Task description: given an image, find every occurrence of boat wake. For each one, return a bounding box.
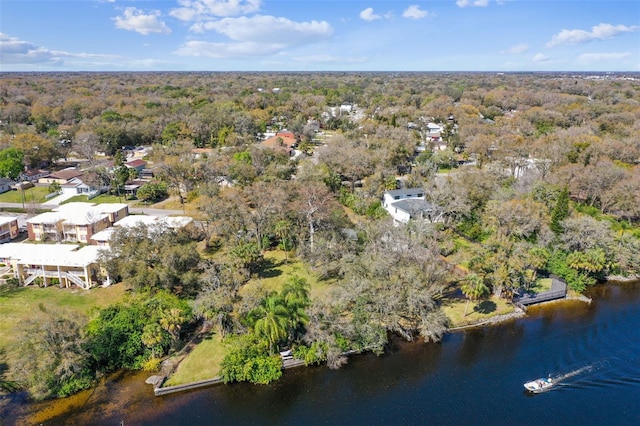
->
[552,365,593,383]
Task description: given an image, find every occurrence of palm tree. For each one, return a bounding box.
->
[460,273,489,317]
[274,219,293,262]
[282,276,310,340]
[253,294,290,354]
[159,308,187,349]
[141,323,164,358]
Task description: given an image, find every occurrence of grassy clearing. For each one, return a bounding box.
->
[168,251,331,385]
[61,194,128,204]
[530,278,552,293]
[0,187,51,204]
[0,284,128,353]
[240,250,333,300]
[164,333,227,386]
[441,295,514,328]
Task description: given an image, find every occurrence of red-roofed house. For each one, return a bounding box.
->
[125,159,147,173]
[261,131,298,155]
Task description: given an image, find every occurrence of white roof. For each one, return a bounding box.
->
[63,211,109,226]
[31,202,127,226]
[114,215,158,228]
[160,216,193,228]
[0,216,18,226]
[95,203,128,214]
[90,228,115,242]
[27,212,63,224]
[0,243,100,267]
[53,202,96,213]
[54,202,127,214]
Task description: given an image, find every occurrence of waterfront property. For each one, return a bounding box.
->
[515,275,568,308]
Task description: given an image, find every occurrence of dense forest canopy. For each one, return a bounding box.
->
[1,71,639,397]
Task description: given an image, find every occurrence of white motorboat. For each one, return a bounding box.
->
[524,376,553,393]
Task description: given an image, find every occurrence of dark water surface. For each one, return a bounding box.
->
[4,281,640,425]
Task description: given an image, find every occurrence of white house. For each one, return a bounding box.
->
[382,188,441,224]
[0,178,13,194]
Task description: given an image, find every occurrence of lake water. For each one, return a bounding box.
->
[3,280,640,425]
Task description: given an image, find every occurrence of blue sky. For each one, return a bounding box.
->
[1,1,638,72]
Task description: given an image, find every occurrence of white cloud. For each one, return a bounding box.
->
[175,40,280,58]
[176,15,333,59]
[532,53,549,62]
[0,33,118,66]
[506,43,529,54]
[547,23,639,48]
[403,5,429,20]
[170,0,262,21]
[360,8,381,22]
[196,15,332,44]
[578,52,632,63]
[114,7,171,35]
[456,0,489,8]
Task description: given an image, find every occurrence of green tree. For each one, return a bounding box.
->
[136,181,168,202]
[0,147,26,207]
[86,291,191,372]
[220,334,283,384]
[0,147,24,180]
[251,293,290,354]
[48,181,62,194]
[551,186,569,234]
[11,133,58,169]
[10,312,92,400]
[282,276,311,340]
[111,150,129,201]
[460,273,489,316]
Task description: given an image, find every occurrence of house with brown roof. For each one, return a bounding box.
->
[125,159,147,173]
[261,131,298,155]
[38,168,84,184]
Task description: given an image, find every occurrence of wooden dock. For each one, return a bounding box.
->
[515,275,568,309]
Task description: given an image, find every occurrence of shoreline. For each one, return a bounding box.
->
[151,293,596,396]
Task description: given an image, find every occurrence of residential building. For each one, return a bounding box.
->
[21,169,50,182]
[261,131,297,155]
[90,214,194,247]
[0,216,19,242]
[27,202,129,243]
[382,188,441,224]
[38,168,83,184]
[0,243,104,289]
[125,159,147,174]
[0,178,13,194]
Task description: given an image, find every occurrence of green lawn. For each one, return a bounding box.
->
[240,250,333,300]
[164,333,227,386]
[168,251,330,386]
[530,278,553,294]
[61,194,128,204]
[441,295,515,328]
[0,187,51,204]
[0,284,127,353]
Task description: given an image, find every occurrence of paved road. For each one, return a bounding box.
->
[0,202,185,217]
